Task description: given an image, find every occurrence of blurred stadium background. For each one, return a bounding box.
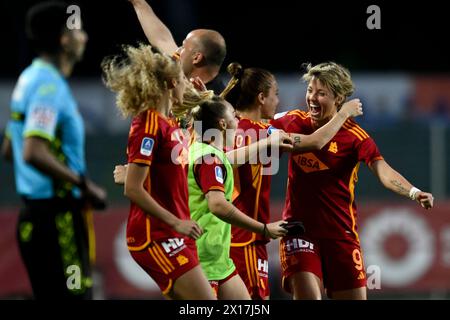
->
[1,0,449,299]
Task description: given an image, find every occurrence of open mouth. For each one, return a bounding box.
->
[309,104,321,116]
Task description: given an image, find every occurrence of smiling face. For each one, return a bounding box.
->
[306,76,342,126]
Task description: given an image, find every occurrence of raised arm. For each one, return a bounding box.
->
[128,0,178,55]
[290,98,363,152]
[369,159,434,210]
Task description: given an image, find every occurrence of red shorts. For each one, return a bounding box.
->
[129,237,199,295]
[230,242,269,299]
[279,235,366,294]
[209,269,239,297]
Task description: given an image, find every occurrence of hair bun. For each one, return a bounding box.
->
[227,62,243,79]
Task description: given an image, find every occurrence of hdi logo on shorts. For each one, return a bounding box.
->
[162,238,185,253]
[285,238,314,252]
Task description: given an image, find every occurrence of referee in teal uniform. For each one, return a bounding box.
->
[2,2,106,299]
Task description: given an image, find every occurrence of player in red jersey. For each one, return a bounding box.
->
[102,44,215,300]
[271,62,434,300]
[221,63,364,299]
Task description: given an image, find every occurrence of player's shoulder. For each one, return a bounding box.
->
[238,117,270,130]
[274,108,310,121]
[342,118,371,141]
[133,109,178,136]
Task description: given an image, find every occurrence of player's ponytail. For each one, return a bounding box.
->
[220,62,243,106]
[221,62,275,112]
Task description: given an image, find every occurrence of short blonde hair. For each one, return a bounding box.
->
[302,62,354,103]
[101,43,180,117]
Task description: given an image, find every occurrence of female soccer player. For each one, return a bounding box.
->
[187,96,291,299]
[221,63,364,299]
[102,44,215,300]
[271,62,434,300]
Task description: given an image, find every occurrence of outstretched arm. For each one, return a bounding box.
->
[226,130,293,168]
[206,190,287,239]
[370,159,434,209]
[290,98,363,152]
[128,0,178,55]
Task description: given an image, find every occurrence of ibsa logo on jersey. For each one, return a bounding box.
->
[215,166,224,184]
[140,137,154,156]
[292,153,329,173]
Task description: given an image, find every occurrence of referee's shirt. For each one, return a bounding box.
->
[7,58,86,199]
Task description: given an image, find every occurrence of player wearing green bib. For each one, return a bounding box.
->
[187,96,290,299]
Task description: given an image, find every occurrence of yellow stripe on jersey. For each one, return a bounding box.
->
[288,110,308,119]
[153,112,159,136]
[244,246,254,287]
[348,122,369,139]
[343,123,365,141]
[149,112,155,135]
[132,159,151,166]
[252,245,261,287]
[145,110,150,134]
[348,163,361,243]
[279,241,288,271]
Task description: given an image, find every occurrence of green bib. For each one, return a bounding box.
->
[188,142,235,280]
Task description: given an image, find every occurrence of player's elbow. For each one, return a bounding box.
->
[207,196,228,217]
[124,183,139,199]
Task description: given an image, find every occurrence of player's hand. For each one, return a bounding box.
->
[84,179,107,210]
[268,130,293,151]
[113,164,128,185]
[264,220,288,239]
[173,219,204,240]
[416,191,434,210]
[190,77,207,92]
[340,98,363,118]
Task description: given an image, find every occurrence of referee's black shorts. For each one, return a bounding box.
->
[17,197,94,299]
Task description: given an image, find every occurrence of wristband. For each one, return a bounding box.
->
[409,187,421,200]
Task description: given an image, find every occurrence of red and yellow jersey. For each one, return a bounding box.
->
[126,109,190,251]
[271,110,383,241]
[231,118,272,246]
[193,154,227,194]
